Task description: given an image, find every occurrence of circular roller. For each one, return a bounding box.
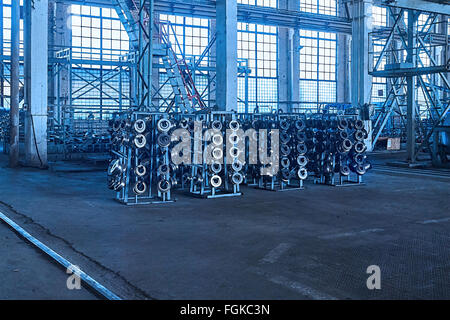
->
[229,146,240,158]
[338,119,348,131]
[210,175,222,188]
[354,153,366,165]
[354,119,364,130]
[339,130,349,140]
[134,134,147,149]
[212,133,223,146]
[133,119,146,133]
[279,119,290,131]
[157,179,171,193]
[157,133,171,148]
[228,120,240,131]
[179,118,189,129]
[355,164,366,175]
[340,164,350,176]
[212,147,223,160]
[281,168,291,181]
[108,159,123,176]
[157,118,172,132]
[112,120,121,132]
[134,164,147,177]
[280,157,290,168]
[341,139,353,153]
[296,155,308,167]
[211,120,223,131]
[296,143,307,155]
[354,130,365,141]
[296,131,307,142]
[157,164,170,176]
[354,141,366,153]
[280,144,291,156]
[228,132,240,145]
[231,172,244,185]
[295,119,305,131]
[133,180,147,195]
[280,132,291,144]
[232,159,243,172]
[210,162,222,174]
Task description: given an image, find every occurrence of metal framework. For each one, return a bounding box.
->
[369,5,449,162]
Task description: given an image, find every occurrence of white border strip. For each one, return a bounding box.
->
[0,211,121,300]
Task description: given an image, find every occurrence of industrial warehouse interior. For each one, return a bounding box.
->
[0,0,449,305]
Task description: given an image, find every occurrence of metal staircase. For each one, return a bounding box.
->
[114,0,207,112]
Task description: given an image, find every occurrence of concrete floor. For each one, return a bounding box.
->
[0,153,449,299]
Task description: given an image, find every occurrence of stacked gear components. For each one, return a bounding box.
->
[107,112,372,205]
[108,112,176,205]
[189,112,243,198]
[253,115,308,191]
[307,117,372,186]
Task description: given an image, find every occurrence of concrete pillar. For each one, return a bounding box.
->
[216,0,238,111]
[9,0,20,167]
[278,0,300,113]
[351,0,373,111]
[24,0,49,168]
[337,0,351,103]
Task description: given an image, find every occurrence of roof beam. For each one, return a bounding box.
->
[374,0,450,15]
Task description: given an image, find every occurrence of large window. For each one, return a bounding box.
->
[300,0,337,16]
[237,0,277,7]
[71,5,129,63]
[70,5,131,119]
[237,23,278,113]
[299,30,336,110]
[157,14,211,111]
[1,0,24,110]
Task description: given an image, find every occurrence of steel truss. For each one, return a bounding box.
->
[369,6,449,162]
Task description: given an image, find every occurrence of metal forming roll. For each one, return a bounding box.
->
[157,118,172,132]
[135,164,147,177]
[157,133,171,148]
[295,119,305,131]
[228,120,240,131]
[229,146,240,158]
[211,120,223,131]
[210,175,222,188]
[133,134,147,149]
[279,119,290,131]
[296,143,307,155]
[212,147,223,160]
[354,141,366,153]
[228,132,240,145]
[297,167,308,180]
[280,144,291,156]
[157,164,170,176]
[354,130,365,141]
[231,172,244,185]
[280,157,290,168]
[157,179,171,193]
[339,164,350,176]
[280,132,291,144]
[210,162,222,174]
[212,133,223,146]
[133,119,146,133]
[232,159,243,172]
[338,119,348,130]
[296,155,308,167]
[133,181,147,195]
